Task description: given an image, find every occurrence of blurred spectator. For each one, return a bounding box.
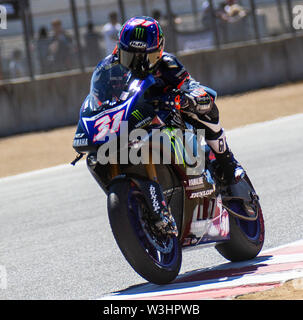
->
[201,1,212,30]
[102,12,121,56]
[84,21,104,67]
[0,45,3,81]
[9,49,26,78]
[36,26,51,74]
[152,9,161,22]
[152,9,174,52]
[215,0,250,44]
[216,0,248,23]
[49,19,74,72]
[152,9,182,26]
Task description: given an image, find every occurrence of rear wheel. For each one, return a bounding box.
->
[107,180,182,284]
[215,177,265,262]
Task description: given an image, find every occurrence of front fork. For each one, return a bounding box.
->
[110,153,158,182]
[144,153,159,182]
[109,159,178,237]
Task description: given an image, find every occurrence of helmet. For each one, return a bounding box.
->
[118,16,164,77]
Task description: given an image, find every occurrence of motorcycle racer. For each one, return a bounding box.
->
[90,16,244,185]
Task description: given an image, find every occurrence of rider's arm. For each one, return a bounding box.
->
[160,53,216,114]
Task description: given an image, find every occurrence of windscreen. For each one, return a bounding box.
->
[89,63,133,111]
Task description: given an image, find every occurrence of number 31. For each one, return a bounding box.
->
[93,110,125,142]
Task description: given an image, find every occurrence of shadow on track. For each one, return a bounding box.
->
[112,255,273,297]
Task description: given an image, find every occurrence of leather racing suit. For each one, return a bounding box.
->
[90,50,241,183]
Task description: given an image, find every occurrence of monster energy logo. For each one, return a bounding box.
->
[132,110,144,121]
[135,27,145,39]
[162,128,186,167]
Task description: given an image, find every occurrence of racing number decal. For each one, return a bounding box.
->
[111,110,125,133]
[94,115,111,142]
[93,110,125,142]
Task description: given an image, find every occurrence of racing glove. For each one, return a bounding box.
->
[161,88,212,114]
[156,91,186,128]
[183,87,212,114]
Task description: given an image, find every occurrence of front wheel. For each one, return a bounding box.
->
[107,180,182,284]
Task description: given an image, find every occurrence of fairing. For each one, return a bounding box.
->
[73,72,231,248]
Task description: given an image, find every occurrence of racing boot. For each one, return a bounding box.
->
[214,148,245,185]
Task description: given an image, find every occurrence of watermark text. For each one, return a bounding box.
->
[0,265,7,289]
[293,5,303,30]
[0,5,7,30]
[81,122,208,175]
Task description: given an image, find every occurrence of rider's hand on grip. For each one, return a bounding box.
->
[160,91,185,128]
[183,88,212,114]
[159,90,189,111]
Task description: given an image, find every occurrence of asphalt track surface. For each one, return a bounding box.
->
[0,114,302,299]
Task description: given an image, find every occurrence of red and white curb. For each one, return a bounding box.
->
[100,240,303,300]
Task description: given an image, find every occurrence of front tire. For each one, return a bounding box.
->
[107,180,182,284]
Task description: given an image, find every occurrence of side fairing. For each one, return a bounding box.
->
[73,75,156,152]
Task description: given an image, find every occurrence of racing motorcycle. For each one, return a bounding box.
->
[72,65,265,285]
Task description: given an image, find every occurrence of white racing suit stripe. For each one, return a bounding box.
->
[206,131,227,154]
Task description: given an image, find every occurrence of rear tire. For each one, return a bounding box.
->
[215,175,265,262]
[107,180,182,284]
[215,204,264,261]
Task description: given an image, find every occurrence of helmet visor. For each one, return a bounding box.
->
[119,50,135,69]
[120,48,163,71]
[147,49,163,67]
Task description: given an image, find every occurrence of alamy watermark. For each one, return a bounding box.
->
[0,265,7,289]
[293,5,303,30]
[0,5,7,30]
[89,122,207,176]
